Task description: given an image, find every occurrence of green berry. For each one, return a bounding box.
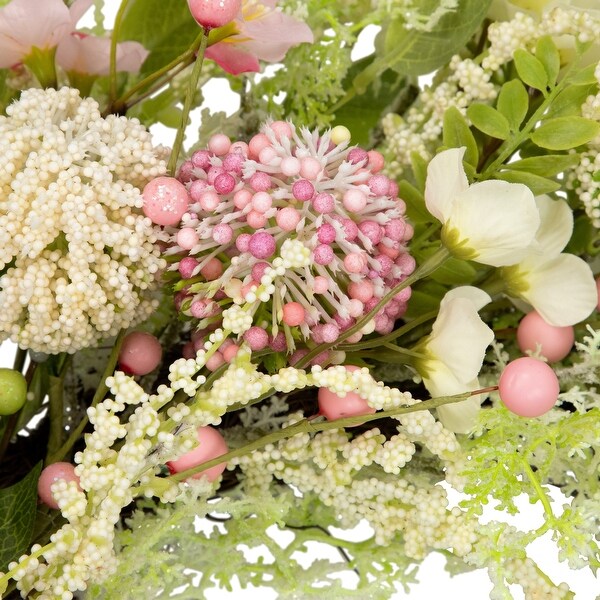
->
[0,368,28,416]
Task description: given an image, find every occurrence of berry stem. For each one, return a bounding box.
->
[46,330,127,464]
[46,356,73,464]
[109,0,133,105]
[167,28,210,176]
[169,389,472,482]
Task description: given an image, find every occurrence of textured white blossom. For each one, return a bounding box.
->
[0,87,167,353]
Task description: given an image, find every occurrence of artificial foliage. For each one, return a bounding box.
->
[0,0,599,599]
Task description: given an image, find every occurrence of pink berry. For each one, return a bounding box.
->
[246,210,267,229]
[313,244,334,265]
[38,462,80,509]
[233,188,252,209]
[223,152,244,173]
[177,160,194,183]
[179,256,199,279]
[259,146,278,165]
[208,133,231,155]
[118,331,163,376]
[230,141,249,156]
[517,311,574,363]
[270,120,293,140]
[282,302,305,326]
[142,176,189,226]
[251,262,270,282]
[244,326,269,350]
[270,332,287,351]
[236,233,251,252]
[367,150,385,173]
[251,192,272,213]
[167,426,228,481]
[312,192,335,214]
[223,344,240,362]
[313,276,329,294]
[199,190,220,211]
[187,0,241,29]
[249,171,272,192]
[214,172,236,195]
[344,252,366,274]
[276,206,301,231]
[292,179,314,201]
[281,156,301,177]
[348,280,374,303]
[498,357,560,417]
[201,257,223,281]
[191,149,212,170]
[359,220,383,244]
[177,227,199,250]
[248,133,271,160]
[206,352,226,371]
[317,223,336,244]
[342,188,367,212]
[347,147,368,165]
[368,174,390,196]
[300,157,321,179]
[318,366,376,422]
[212,223,233,245]
[248,231,276,259]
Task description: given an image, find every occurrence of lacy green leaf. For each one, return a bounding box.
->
[0,462,42,571]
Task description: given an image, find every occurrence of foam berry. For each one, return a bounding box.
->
[118,331,162,376]
[0,367,27,416]
[498,357,560,417]
[166,425,229,481]
[187,0,241,29]
[517,310,574,363]
[317,365,376,422]
[38,462,81,510]
[142,176,190,226]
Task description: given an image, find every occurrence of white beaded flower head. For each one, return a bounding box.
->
[0,87,167,353]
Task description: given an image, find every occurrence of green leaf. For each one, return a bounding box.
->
[513,49,548,92]
[119,0,198,75]
[570,63,599,85]
[535,36,560,86]
[466,104,511,140]
[410,151,429,191]
[544,84,598,119]
[398,180,431,224]
[351,0,491,93]
[429,257,478,285]
[442,106,479,167]
[0,462,42,571]
[332,56,407,146]
[565,213,594,254]
[497,80,529,132]
[495,170,561,194]
[531,116,600,150]
[506,154,579,177]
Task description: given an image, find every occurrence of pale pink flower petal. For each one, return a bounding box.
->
[206,42,260,74]
[0,0,92,68]
[56,34,149,76]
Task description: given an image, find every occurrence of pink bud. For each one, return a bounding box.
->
[118,331,163,376]
[187,0,241,29]
[142,177,189,226]
[38,462,81,509]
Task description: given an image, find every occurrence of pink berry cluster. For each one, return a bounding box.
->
[153,122,414,360]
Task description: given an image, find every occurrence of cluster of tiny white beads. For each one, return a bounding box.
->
[568,151,600,228]
[382,7,600,178]
[503,557,571,599]
[0,87,167,353]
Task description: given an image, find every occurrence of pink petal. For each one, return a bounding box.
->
[68,0,94,27]
[0,0,71,65]
[56,34,148,76]
[240,10,313,62]
[206,42,260,75]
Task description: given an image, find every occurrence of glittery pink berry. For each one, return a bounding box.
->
[347,148,368,164]
[212,223,234,245]
[248,231,276,259]
[166,426,228,481]
[244,326,269,350]
[38,462,81,509]
[499,357,560,417]
[282,302,305,326]
[249,171,272,192]
[313,244,334,265]
[292,179,315,201]
[312,192,335,214]
[270,332,287,351]
[177,227,199,250]
[142,176,190,226]
[187,0,241,29]
[118,331,162,376]
[179,256,199,279]
[191,149,212,170]
[214,172,236,194]
[517,311,574,363]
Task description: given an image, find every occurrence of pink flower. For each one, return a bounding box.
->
[206,0,313,75]
[56,33,149,76]
[0,0,91,68]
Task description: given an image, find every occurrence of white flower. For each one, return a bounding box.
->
[500,195,597,326]
[424,147,540,267]
[0,87,167,354]
[415,287,494,433]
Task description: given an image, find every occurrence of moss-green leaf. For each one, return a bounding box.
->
[119,0,198,75]
[442,106,479,167]
[0,462,42,571]
[570,63,599,85]
[544,84,598,119]
[506,154,579,176]
[495,170,561,194]
[531,116,600,150]
[535,36,560,86]
[429,257,478,285]
[467,104,511,140]
[398,180,431,224]
[513,49,548,92]
[410,151,429,191]
[497,80,529,132]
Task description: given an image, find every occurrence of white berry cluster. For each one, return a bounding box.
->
[382,7,600,178]
[0,87,167,354]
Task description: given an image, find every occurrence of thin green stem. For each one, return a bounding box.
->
[170,389,472,482]
[297,246,450,368]
[521,457,554,519]
[13,346,26,373]
[167,29,209,176]
[46,330,127,464]
[109,0,132,104]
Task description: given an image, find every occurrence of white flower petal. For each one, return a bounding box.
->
[423,368,482,434]
[424,147,468,223]
[441,285,491,312]
[518,253,597,326]
[428,297,494,384]
[449,180,539,267]
[534,195,572,255]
